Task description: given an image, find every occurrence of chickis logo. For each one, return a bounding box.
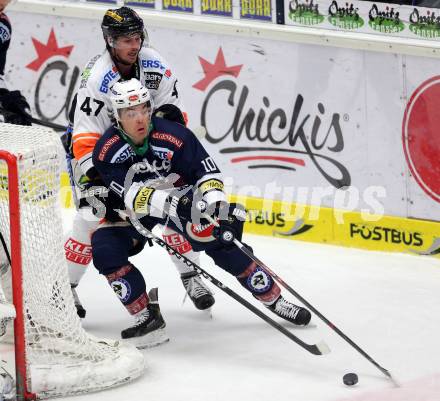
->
[403,76,440,203]
[26,28,78,123]
[193,48,351,238]
[193,47,350,190]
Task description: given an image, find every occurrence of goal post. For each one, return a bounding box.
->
[0,148,29,400]
[0,123,146,400]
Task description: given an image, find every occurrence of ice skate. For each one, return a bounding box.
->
[121,288,169,349]
[181,271,215,310]
[267,295,311,326]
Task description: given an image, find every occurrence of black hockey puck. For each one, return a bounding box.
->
[343,373,358,386]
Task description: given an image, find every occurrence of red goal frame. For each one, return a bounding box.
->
[0,150,37,401]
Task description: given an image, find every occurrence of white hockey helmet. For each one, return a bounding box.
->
[110,78,153,121]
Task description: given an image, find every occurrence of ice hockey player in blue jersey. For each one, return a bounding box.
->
[91,79,311,346]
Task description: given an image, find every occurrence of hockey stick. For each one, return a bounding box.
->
[203,214,398,385]
[0,106,66,132]
[20,109,67,132]
[0,231,11,266]
[65,153,80,207]
[129,218,330,356]
[29,116,66,132]
[0,231,14,337]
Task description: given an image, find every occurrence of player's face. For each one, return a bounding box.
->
[119,102,151,145]
[111,33,142,65]
[0,0,12,12]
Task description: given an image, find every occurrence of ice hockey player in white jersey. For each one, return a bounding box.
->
[64,7,214,318]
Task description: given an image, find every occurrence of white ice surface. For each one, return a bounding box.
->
[56,210,440,400]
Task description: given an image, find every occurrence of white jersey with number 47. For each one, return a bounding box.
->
[72,46,183,176]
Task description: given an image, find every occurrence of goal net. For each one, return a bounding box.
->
[0,123,146,400]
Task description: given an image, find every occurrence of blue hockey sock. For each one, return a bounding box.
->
[236,262,281,305]
[105,264,148,315]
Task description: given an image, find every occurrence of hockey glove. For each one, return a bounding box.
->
[167,186,206,222]
[76,174,110,218]
[0,109,31,126]
[209,202,247,246]
[153,104,186,126]
[0,89,32,125]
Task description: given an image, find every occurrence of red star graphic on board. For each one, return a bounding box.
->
[26,29,74,72]
[193,48,243,91]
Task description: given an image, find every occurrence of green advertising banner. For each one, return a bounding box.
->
[284,0,440,41]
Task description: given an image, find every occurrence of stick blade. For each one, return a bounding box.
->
[306,340,331,355]
[382,369,400,387]
[316,340,331,355]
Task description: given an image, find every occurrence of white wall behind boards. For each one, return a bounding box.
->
[6,7,440,221]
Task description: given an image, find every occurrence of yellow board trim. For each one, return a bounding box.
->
[1,165,58,206]
[59,174,440,257]
[229,194,440,257]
